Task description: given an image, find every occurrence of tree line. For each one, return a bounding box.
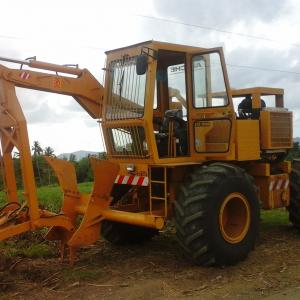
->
[0,140,107,190]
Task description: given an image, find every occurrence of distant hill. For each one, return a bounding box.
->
[58,150,99,161]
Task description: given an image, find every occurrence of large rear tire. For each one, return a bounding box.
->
[288,159,300,229]
[101,185,158,245]
[174,163,260,266]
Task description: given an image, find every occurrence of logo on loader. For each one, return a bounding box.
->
[53,77,62,88]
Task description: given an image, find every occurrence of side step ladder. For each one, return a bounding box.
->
[149,167,168,217]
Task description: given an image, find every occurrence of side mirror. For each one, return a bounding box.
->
[136,54,148,75]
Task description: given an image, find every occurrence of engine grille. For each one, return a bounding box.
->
[270,111,292,148]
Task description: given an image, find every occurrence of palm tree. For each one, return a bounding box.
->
[44,146,55,157]
[44,146,55,185]
[31,141,43,186]
[32,141,43,156]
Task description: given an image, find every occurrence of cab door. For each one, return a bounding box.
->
[188,48,235,157]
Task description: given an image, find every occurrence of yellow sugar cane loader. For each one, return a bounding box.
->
[0,41,297,266]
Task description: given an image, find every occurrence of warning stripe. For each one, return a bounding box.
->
[137,177,144,186]
[115,175,149,186]
[269,178,289,191]
[284,179,289,190]
[276,179,283,190]
[131,176,139,185]
[19,72,30,80]
[127,176,134,185]
[117,175,124,184]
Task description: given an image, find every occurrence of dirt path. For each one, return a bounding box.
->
[1,222,300,300]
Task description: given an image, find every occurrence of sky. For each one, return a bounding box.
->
[1,0,300,155]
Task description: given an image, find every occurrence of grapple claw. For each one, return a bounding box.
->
[44,156,119,260]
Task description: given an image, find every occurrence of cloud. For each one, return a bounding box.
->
[84,117,100,128]
[16,89,90,124]
[152,0,290,27]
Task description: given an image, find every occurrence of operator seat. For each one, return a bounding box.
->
[156,108,187,157]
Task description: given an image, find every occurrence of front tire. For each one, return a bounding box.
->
[174,163,260,266]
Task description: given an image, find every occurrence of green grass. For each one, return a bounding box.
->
[0,240,55,258]
[260,208,289,228]
[0,181,93,213]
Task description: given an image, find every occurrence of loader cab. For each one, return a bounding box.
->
[103,41,235,163]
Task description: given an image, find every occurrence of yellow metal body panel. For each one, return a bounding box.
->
[236,120,260,161]
[117,162,149,177]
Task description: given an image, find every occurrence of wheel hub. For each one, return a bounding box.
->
[219,193,250,244]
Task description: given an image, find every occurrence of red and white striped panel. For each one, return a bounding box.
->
[19,72,30,80]
[115,175,149,186]
[269,178,289,191]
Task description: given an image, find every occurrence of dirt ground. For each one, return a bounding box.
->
[1,221,300,300]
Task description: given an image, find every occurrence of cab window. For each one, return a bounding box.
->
[193,52,228,108]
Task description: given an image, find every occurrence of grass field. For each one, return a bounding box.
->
[0,182,93,213]
[0,182,94,259]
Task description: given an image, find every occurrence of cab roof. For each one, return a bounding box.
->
[105,40,207,54]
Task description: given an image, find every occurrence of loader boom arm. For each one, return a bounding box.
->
[0,57,111,263]
[0,57,104,118]
[0,56,104,227]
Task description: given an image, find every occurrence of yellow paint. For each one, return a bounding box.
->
[236,120,260,160]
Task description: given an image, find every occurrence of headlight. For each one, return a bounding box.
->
[126,164,136,172]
